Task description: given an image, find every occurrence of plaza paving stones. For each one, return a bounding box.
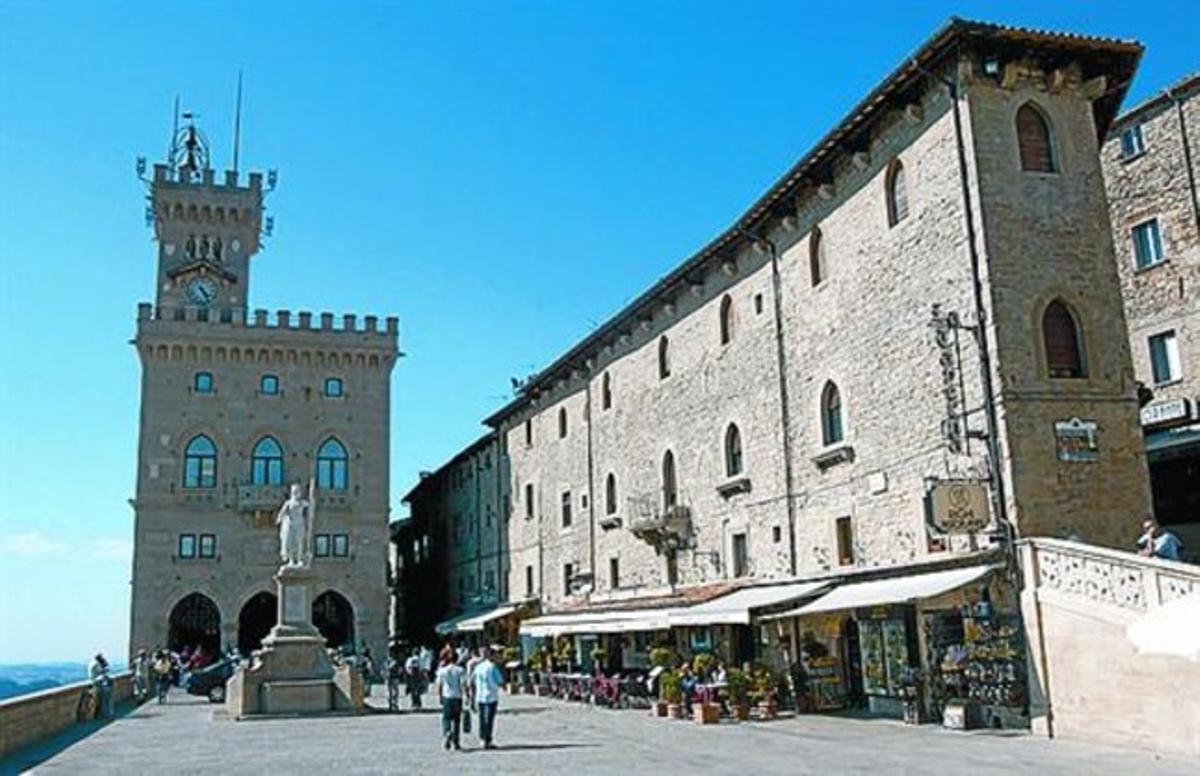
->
[10,686,1192,775]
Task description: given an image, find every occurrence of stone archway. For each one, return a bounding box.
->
[312,590,355,651]
[168,592,221,653]
[237,591,278,654]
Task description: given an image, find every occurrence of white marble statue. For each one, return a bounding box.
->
[277,479,315,567]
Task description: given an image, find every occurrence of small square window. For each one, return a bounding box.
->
[332,534,350,557]
[178,534,196,559]
[1132,219,1165,270]
[199,534,216,558]
[260,375,279,395]
[1120,124,1145,159]
[324,377,343,398]
[314,534,330,557]
[194,372,213,393]
[754,294,764,315]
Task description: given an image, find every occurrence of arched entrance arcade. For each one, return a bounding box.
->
[238,591,278,654]
[312,590,355,651]
[168,592,221,653]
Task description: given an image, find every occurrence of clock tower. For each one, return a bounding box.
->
[147,114,267,315]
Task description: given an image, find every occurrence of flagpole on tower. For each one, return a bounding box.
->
[232,71,244,174]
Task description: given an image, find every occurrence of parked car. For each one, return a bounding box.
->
[185,658,235,703]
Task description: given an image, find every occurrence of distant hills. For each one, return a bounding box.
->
[0,663,125,702]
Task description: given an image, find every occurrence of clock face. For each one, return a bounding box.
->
[185,277,219,307]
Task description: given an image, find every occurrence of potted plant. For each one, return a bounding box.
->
[554,636,575,672]
[660,670,684,719]
[789,661,812,714]
[502,646,522,693]
[589,647,607,671]
[692,652,717,679]
[727,668,751,721]
[649,646,675,717]
[750,667,779,720]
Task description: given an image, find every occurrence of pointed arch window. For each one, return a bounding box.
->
[1017,103,1056,172]
[251,436,284,485]
[719,295,735,345]
[317,437,349,491]
[821,382,844,446]
[724,424,743,477]
[605,473,618,515]
[662,450,678,510]
[886,160,909,226]
[183,434,217,489]
[601,372,612,410]
[658,336,671,379]
[809,226,825,286]
[1043,300,1086,378]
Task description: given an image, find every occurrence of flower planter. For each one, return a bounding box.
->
[757,701,778,720]
[653,701,668,717]
[693,702,720,724]
[667,703,685,719]
[732,703,751,722]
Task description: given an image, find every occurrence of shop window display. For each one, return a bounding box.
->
[923,603,1027,727]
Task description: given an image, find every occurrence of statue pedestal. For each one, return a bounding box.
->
[226,565,363,718]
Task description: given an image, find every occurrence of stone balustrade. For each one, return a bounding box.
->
[0,672,133,759]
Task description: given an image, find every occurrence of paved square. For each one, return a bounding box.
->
[11,687,1192,775]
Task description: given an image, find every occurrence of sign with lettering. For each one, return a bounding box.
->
[1140,398,1191,428]
[1055,417,1099,463]
[929,481,991,533]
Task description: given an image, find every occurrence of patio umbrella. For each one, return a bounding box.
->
[1126,593,1200,662]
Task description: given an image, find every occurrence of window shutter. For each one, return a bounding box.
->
[1017,106,1054,172]
[1043,301,1083,378]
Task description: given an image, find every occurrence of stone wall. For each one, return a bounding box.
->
[0,673,133,760]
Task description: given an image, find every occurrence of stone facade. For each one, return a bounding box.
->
[404,21,1153,630]
[1100,74,1200,553]
[128,146,399,663]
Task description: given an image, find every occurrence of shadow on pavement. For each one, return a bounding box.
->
[498,707,552,716]
[1,700,142,774]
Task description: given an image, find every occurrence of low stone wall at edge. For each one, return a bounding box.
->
[0,672,134,760]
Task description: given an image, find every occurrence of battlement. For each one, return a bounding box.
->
[152,163,262,195]
[136,303,399,340]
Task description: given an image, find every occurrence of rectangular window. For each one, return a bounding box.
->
[525,419,533,447]
[836,516,855,566]
[563,563,574,595]
[1132,219,1165,269]
[324,377,343,398]
[260,375,279,395]
[772,525,782,543]
[525,565,534,596]
[754,293,764,315]
[198,534,216,558]
[193,372,213,393]
[1149,331,1182,384]
[525,483,535,519]
[731,533,748,578]
[178,534,196,559]
[1120,124,1145,159]
[485,570,495,595]
[314,534,331,557]
[561,491,572,528]
[332,534,350,557]
[609,557,620,589]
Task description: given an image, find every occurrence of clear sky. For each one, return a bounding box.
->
[0,1,1194,663]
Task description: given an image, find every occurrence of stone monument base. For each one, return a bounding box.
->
[226,565,364,718]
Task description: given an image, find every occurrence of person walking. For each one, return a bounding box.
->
[153,650,173,704]
[88,653,114,719]
[132,649,150,702]
[435,652,466,751]
[471,646,505,750]
[405,650,424,710]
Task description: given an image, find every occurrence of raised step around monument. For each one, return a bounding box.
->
[261,679,335,715]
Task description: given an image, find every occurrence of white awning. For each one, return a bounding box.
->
[764,565,996,620]
[668,581,830,627]
[457,605,518,633]
[520,607,687,638]
[435,611,475,636]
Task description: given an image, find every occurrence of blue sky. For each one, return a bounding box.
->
[0,1,1194,663]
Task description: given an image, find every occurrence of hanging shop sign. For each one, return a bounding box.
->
[1054,417,1099,463]
[928,481,991,534]
[1140,398,1192,428]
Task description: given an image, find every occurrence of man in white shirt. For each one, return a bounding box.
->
[471,646,505,749]
[435,655,466,751]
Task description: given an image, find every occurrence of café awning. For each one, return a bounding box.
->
[521,607,688,638]
[668,581,830,627]
[435,611,476,636]
[456,604,518,633]
[764,565,996,620]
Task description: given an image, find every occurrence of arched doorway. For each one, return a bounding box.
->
[312,590,354,651]
[237,592,277,654]
[168,592,221,653]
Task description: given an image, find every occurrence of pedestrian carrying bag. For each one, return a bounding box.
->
[462,708,472,734]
